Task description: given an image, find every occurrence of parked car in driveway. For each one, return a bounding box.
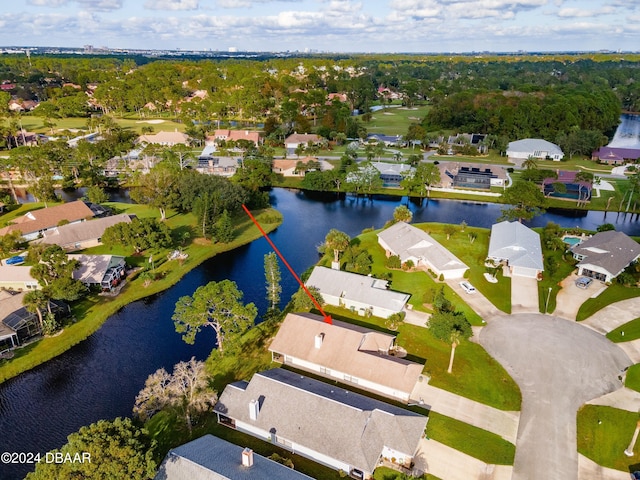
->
[460,281,476,294]
[575,277,593,289]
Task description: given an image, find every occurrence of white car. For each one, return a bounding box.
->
[460,281,476,294]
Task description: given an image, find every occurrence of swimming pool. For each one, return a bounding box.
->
[563,236,582,246]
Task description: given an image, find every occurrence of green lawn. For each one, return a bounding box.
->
[577,405,640,472]
[0,204,283,383]
[19,115,187,135]
[373,466,440,480]
[607,318,640,343]
[358,105,430,136]
[625,364,640,393]
[428,411,515,465]
[576,284,640,321]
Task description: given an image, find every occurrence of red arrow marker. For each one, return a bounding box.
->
[242,204,332,324]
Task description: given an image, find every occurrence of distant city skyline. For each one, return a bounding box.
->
[0,0,637,54]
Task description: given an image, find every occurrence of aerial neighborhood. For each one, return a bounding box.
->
[1,50,640,480]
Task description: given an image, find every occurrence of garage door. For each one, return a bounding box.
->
[512,266,539,278]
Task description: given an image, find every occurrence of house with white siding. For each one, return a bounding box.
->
[269,312,424,402]
[506,138,564,161]
[305,266,409,319]
[377,222,468,279]
[214,368,427,480]
[487,221,544,278]
[570,231,640,282]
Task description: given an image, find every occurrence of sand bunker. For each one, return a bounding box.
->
[136,119,166,124]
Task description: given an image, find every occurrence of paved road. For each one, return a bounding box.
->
[480,314,631,480]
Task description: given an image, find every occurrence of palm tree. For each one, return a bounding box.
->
[447,330,462,374]
[23,290,49,332]
[323,229,350,264]
[522,156,538,170]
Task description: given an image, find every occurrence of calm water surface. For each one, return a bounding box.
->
[1,188,640,479]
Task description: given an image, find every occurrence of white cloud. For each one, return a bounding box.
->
[215,0,302,8]
[557,6,615,17]
[76,0,122,11]
[27,0,69,6]
[144,0,199,10]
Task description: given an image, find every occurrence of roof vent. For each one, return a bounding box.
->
[315,333,324,349]
[241,448,254,467]
[249,399,260,421]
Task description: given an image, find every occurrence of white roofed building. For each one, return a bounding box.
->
[506,138,564,161]
[487,221,544,278]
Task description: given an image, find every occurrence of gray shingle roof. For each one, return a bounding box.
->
[154,434,313,480]
[306,266,410,313]
[506,138,563,155]
[377,222,468,273]
[488,221,544,271]
[34,214,132,248]
[571,231,640,277]
[214,368,427,475]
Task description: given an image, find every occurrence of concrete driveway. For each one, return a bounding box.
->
[480,314,631,480]
[510,275,539,313]
[446,279,501,320]
[554,273,607,320]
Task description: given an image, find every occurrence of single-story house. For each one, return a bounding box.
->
[269,312,424,402]
[0,200,95,241]
[592,146,640,164]
[69,255,126,291]
[438,162,507,189]
[542,170,592,201]
[447,133,488,154]
[33,214,133,251]
[0,290,68,350]
[370,162,414,187]
[154,434,313,480]
[214,368,427,480]
[570,231,640,282]
[367,133,403,147]
[284,133,322,156]
[195,153,239,177]
[136,130,190,147]
[377,222,469,279]
[506,139,564,161]
[208,129,261,147]
[487,221,544,278]
[272,157,333,177]
[0,266,40,291]
[305,266,410,319]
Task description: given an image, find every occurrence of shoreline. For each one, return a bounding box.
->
[0,207,283,384]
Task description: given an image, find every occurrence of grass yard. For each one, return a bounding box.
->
[373,466,440,480]
[577,405,640,472]
[576,284,640,321]
[19,115,187,136]
[358,105,430,136]
[428,411,515,465]
[625,364,640,393]
[607,318,640,343]
[0,204,282,383]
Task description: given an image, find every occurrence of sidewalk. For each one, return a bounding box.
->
[413,438,514,480]
[410,381,520,443]
[578,454,631,480]
[581,297,640,334]
[586,386,640,412]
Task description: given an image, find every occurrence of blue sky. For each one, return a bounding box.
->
[0,0,637,53]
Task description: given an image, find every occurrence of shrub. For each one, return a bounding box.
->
[385,254,402,269]
[439,273,444,281]
[402,259,415,271]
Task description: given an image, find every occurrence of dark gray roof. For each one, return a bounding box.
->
[214,368,427,475]
[154,434,313,480]
[488,221,544,271]
[306,266,409,313]
[571,231,640,277]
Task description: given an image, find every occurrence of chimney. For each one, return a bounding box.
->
[249,399,260,420]
[314,333,324,349]
[241,448,254,467]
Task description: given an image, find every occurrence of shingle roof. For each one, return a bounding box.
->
[69,255,125,284]
[137,131,189,145]
[214,368,427,475]
[377,222,468,273]
[33,214,132,249]
[0,201,94,237]
[370,161,413,176]
[571,231,640,277]
[269,312,423,396]
[306,266,409,314]
[0,266,36,283]
[488,221,544,271]
[154,434,313,480]
[284,133,321,145]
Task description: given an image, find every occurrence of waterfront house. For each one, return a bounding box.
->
[269,312,424,402]
[33,214,133,251]
[570,231,640,282]
[487,221,544,278]
[208,129,261,147]
[214,368,427,479]
[155,434,313,480]
[437,162,507,190]
[305,266,410,319]
[284,133,321,156]
[0,200,95,241]
[370,162,414,187]
[592,146,640,164]
[506,138,564,161]
[377,222,469,279]
[69,255,126,291]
